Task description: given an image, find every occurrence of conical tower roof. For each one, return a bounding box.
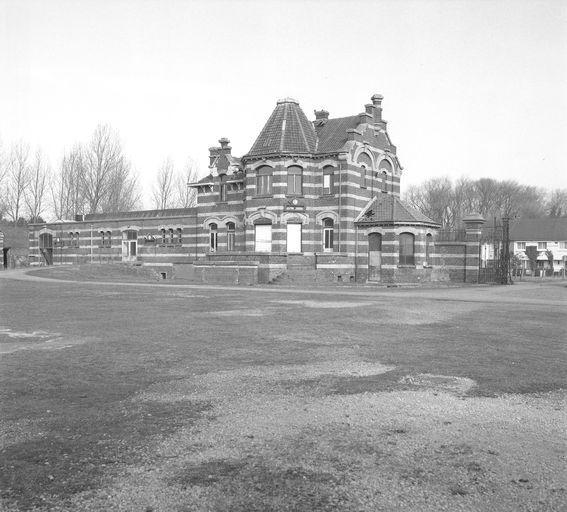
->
[246,98,317,157]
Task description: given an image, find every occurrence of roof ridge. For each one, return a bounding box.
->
[293,103,311,153]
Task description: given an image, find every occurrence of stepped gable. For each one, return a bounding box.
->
[314,94,397,154]
[246,98,318,157]
[356,195,440,226]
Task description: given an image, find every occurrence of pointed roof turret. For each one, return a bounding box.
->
[246,98,317,157]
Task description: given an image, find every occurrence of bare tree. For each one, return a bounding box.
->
[175,157,199,208]
[25,149,50,222]
[404,177,453,226]
[152,158,176,210]
[4,142,30,223]
[99,161,141,213]
[0,138,8,220]
[83,125,139,213]
[51,145,87,220]
[546,188,567,217]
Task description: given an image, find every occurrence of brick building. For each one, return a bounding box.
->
[28,94,485,284]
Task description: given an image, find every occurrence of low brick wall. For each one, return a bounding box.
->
[434,241,480,283]
[193,260,259,285]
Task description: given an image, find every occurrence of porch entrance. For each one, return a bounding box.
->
[286,223,302,253]
[368,232,382,281]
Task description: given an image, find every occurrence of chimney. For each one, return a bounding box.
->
[358,112,373,124]
[314,109,329,121]
[208,146,220,166]
[219,137,231,150]
[371,94,383,123]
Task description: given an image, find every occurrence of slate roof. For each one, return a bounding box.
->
[246,98,318,157]
[315,116,359,153]
[246,97,397,159]
[509,218,567,241]
[355,195,440,226]
[83,208,197,221]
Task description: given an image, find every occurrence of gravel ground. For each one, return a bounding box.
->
[16,360,564,512]
[1,271,565,511]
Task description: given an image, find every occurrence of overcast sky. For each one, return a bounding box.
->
[1,0,566,208]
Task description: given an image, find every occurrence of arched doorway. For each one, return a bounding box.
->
[39,233,54,265]
[368,232,382,281]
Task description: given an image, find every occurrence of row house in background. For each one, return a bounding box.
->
[509,218,567,276]
[29,94,486,284]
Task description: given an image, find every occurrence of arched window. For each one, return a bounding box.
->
[287,166,303,196]
[209,223,218,252]
[425,233,433,264]
[226,222,235,251]
[323,218,334,251]
[169,228,174,244]
[357,153,373,188]
[177,228,183,244]
[379,160,392,194]
[254,220,272,252]
[399,232,415,266]
[161,228,166,244]
[75,232,80,247]
[106,231,112,247]
[256,166,273,196]
[323,166,334,195]
[219,174,227,202]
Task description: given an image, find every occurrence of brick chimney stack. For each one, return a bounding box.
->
[208,147,220,166]
[314,110,329,122]
[371,94,383,123]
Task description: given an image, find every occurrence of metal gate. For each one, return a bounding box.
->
[478,218,511,284]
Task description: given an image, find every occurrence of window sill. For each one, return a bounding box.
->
[397,265,416,268]
[253,195,273,199]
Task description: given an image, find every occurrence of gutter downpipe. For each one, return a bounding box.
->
[338,159,343,253]
[90,224,93,264]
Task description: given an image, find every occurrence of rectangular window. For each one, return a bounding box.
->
[177,228,183,244]
[227,231,235,251]
[560,242,567,249]
[323,173,333,195]
[219,184,227,202]
[106,231,112,247]
[538,242,547,250]
[324,227,334,250]
[517,242,526,250]
[256,175,272,196]
[287,167,303,195]
[254,224,272,252]
[210,232,217,252]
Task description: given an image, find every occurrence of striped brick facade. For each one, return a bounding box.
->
[28,95,485,285]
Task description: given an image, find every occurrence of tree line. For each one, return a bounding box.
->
[0,125,199,225]
[404,177,567,229]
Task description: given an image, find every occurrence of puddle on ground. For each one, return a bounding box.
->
[0,327,88,354]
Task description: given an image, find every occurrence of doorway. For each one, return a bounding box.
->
[39,233,54,265]
[368,232,382,281]
[122,230,138,262]
[286,223,302,253]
